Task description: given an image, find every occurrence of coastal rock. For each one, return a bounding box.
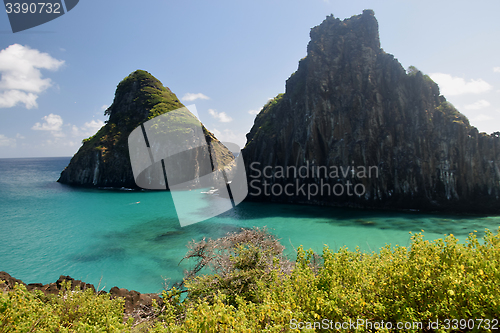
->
[109,286,162,314]
[0,271,163,316]
[55,275,96,293]
[0,271,25,290]
[242,10,500,213]
[1,272,94,294]
[57,70,234,189]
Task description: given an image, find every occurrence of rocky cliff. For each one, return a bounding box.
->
[58,70,234,188]
[242,10,500,213]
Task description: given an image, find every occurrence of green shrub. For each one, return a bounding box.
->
[180,227,293,307]
[3,228,499,332]
[154,228,500,332]
[0,281,130,332]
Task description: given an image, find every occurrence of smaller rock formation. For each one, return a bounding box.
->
[58,70,234,189]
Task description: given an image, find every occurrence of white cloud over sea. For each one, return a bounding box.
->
[212,128,245,149]
[32,113,64,137]
[471,114,494,122]
[208,109,232,122]
[181,92,210,102]
[0,134,16,147]
[429,73,492,96]
[0,44,64,109]
[464,99,491,110]
[71,119,105,137]
[248,108,261,115]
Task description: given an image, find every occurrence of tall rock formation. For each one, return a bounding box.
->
[242,10,500,213]
[58,70,234,188]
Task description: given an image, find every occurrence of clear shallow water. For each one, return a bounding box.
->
[1,157,499,293]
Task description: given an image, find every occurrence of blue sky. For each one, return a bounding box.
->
[1,0,499,158]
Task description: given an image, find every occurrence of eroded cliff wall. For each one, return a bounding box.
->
[243,10,500,213]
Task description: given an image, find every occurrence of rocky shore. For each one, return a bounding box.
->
[0,271,163,320]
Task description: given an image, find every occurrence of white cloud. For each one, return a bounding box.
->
[494,67,500,73]
[72,119,104,137]
[0,90,38,109]
[248,108,262,115]
[0,44,64,109]
[429,73,492,96]
[464,99,491,110]
[15,133,25,139]
[472,114,494,122]
[100,104,108,111]
[32,114,64,137]
[208,109,232,123]
[211,128,245,149]
[32,114,104,142]
[181,93,210,102]
[43,138,78,147]
[82,119,104,134]
[0,134,16,147]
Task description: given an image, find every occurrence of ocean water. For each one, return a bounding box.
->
[1,157,499,293]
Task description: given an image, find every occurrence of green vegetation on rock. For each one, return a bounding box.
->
[74,70,185,165]
[407,65,437,86]
[106,70,183,120]
[58,70,234,187]
[248,93,285,143]
[436,101,469,126]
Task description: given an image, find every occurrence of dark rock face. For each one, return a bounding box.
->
[0,271,25,290]
[0,272,95,295]
[242,10,500,213]
[58,70,234,188]
[109,286,162,314]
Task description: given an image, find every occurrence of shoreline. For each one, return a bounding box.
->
[0,271,163,316]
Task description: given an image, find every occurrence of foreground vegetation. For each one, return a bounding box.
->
[1,227,499,332]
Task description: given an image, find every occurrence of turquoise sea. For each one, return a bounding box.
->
[1,157,499,293]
